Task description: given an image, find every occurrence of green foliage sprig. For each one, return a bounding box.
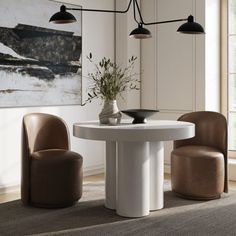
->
[83,53,140,105]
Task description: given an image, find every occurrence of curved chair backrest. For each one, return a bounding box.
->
[21,113,70,204]
[174,111,228,192]
[174,111,227,154]
[22,113,69,154]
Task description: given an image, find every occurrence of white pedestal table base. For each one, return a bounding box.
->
[105,141,164,217]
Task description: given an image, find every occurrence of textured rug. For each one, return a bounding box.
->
[0,181,236,236]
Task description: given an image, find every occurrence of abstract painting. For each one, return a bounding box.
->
[0,0,82,107]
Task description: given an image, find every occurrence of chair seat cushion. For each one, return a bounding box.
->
[171,145,224,160]
[171,145,224,199]
[31,149,82,161]
[30,149,83,207]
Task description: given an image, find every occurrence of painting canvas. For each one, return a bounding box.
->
[0,0,82,107]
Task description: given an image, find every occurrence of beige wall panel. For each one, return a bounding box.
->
[156,0,195,111]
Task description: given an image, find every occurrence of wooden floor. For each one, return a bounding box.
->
[1,173,236,204]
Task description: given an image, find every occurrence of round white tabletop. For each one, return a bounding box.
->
[73,119,195,218]
[73,119,194,142]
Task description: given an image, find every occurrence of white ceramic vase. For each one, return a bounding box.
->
[99,100,122,125]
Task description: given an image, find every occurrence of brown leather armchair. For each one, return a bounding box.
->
[171,111,228,200]
[21,113,83,208]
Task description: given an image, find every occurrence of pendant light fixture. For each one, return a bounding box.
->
[177,15,205,34]
[129,24,152,39]
[49,5,76,24]
[49,0,205,38]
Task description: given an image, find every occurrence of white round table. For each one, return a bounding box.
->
[73,120,195,217]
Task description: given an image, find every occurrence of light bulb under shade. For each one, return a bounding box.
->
[49,5,77,24]
[129,25,152,39]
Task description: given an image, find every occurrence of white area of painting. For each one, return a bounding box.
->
[0,71,82,106]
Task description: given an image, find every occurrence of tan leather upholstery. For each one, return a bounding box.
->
[171,111,228,200]
[21,113,83,208]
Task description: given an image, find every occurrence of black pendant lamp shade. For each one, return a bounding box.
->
[49,5,77,24]
[177,15,205,34]
[129,24,152,39]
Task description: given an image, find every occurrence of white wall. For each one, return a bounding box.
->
[0,0,115,191]
[140,0,221,171]
[205,0,221,111]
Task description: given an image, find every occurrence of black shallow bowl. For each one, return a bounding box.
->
[121,109,159,124]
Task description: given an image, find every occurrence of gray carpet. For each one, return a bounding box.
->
[0,181,236,236]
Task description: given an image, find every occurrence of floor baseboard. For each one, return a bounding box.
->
[83,164,104,177]
[229,159,236,181]
[164,163,171,174]
[0,184,20,195]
